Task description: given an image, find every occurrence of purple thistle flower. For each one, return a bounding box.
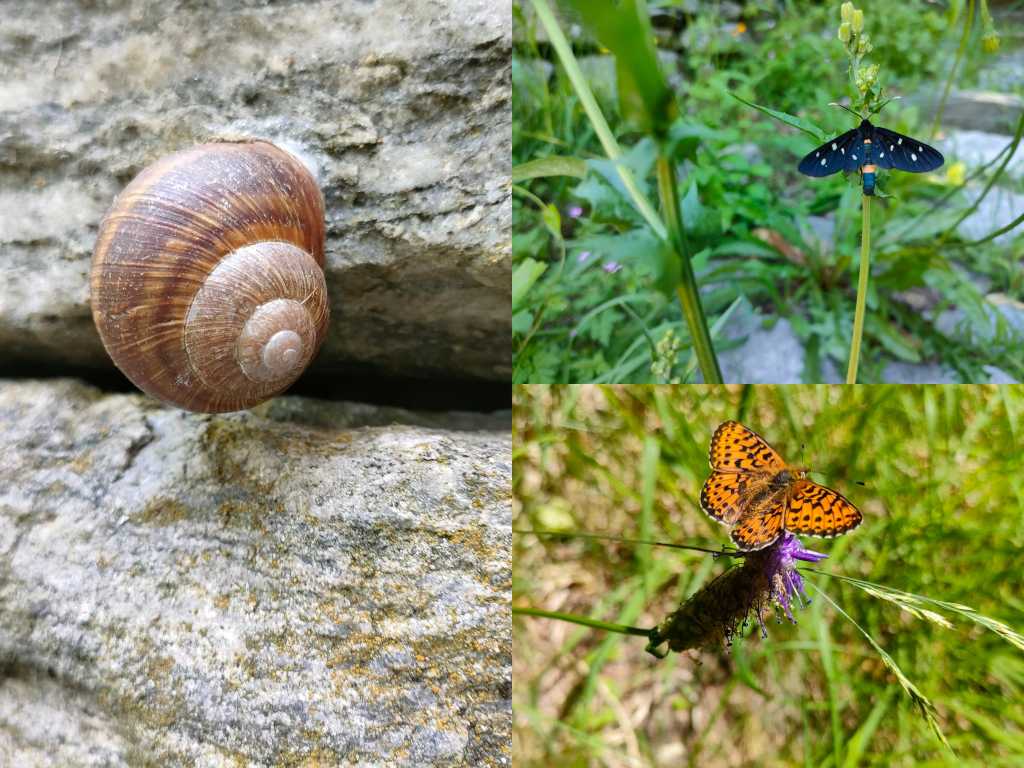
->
[764,532,827,626]
[576,250,592,264]
[568,205,584,218]
[646,533,826,657]
[603,261,622,274]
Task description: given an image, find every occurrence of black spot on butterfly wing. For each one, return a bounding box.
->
[797,127,861,177]
[873,126,944,173]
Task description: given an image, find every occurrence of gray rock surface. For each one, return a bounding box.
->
[940,130,1024,178]
[955,185,1024,245]
[935,291,1024,345]
[701,299,808,383]
[0,379,511,766]
[911,90,1023,134]
[881,361,959,384]
[0,0,511,382]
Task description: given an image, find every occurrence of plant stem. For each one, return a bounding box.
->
[656,155,723,383]
[846,194,871,384]
[530,0,666,240]
[931,0,975,139]
[512,606,652,637]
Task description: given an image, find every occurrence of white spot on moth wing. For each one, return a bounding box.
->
[890,145,894,151]
[815,151,820,157]
[898,138,903,145]
[918,146,922,152]
[853,154,857,160]
[820,157,826,166]
[841,148,845,155]
[911,152,917,161]
[832,142,837,150]
[880,151,885,158]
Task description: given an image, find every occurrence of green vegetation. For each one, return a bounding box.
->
[513,0,1024,383]
[513,384,1024,765]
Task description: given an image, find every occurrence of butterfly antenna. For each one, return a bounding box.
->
[828,102,864,121]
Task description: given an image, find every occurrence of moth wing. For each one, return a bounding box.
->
[873,126,944,172]
[797,128,860,178]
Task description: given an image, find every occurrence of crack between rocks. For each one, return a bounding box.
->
[115,416,156,481]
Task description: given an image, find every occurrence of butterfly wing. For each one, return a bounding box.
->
[730,491,786,551]
[784,479,863,538]
[708,421,786,472]
[872,126,944,173]
[701,471,750,525]
[797,127,861,177]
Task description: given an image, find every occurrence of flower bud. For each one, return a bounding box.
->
[852,9,864,33]
[838,22,852,43]
[982,32,1000,54]
[841,2,855,23]
[947,162,966,186]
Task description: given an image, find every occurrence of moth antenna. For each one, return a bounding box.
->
[828,102,864,120]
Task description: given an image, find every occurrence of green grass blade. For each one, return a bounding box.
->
[808,582,953,753]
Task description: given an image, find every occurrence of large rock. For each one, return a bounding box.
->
[0,0,511,382]
[0,380,511,766]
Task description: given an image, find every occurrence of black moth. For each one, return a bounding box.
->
[797,119,943,196]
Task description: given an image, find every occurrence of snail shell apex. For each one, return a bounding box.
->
[90,140,329,413]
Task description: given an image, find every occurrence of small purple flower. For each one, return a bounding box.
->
[761,533,827,628]
[646,532,827,656]
[569,328,579,339]
[603,261,622,274]
[568,205,584,218]
[576,250,592,264]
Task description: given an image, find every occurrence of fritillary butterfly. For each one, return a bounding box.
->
[699,421,862,551]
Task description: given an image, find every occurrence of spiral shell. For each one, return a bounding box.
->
[90,140,329,413]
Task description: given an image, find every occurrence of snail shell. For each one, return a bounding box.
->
[90,140,329,413]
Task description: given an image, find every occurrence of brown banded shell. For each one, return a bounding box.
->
[90,140,329,413]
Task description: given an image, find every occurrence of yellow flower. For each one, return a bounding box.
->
[838,22,851,43]
[982,32,1000,54]
[841,2,855,23]
[947,162,966,186]
[852,9,864,34]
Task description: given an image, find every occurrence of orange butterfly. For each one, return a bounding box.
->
[700,421,862,551]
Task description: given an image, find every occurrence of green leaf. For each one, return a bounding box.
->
[729,92,827,141]
[512,156,588,183]
[576,142,657,225]
[564,0,675,136]
[867,316,922,362]
[541,204,562,239]
[666,120,714,162]
[512,258,547,311]
[681,182,721,252]
[512,309,533,336]
[572,228,678,297]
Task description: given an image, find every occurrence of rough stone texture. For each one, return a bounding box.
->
[955,185,1024,245]
[697,298,809,384]
[0,0,511,382]
[940,130,1024,179]
[881,361,958,384]
[910,90,1023,134]
[936,291,1024,348]
[0,380,511,766]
